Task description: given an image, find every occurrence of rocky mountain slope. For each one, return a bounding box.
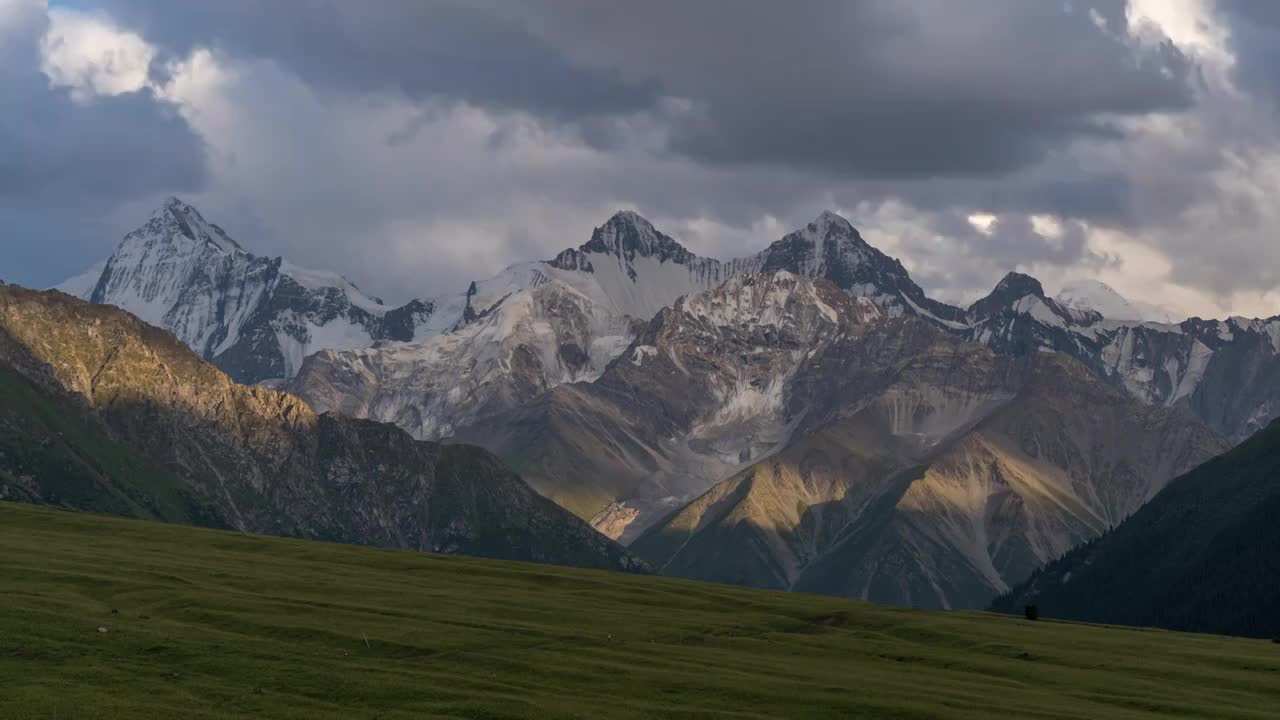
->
[993,417,1280,639]
[630,322,1225,609]
[289,211,736,440]
[0,283,637,571]
[445,272,883,531]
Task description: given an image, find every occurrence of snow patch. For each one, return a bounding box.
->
[631,345,658,366]
[900,291,970,329]
[280,260,386,315]
[1012,294,1067,329]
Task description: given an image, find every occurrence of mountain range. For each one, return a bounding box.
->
[50,198,1280,610]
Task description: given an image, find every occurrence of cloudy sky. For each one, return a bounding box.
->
[3,0,1280,318]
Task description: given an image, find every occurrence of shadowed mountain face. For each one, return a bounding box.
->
[0,284,639,572]
[629,325,1226,609]
[992,418,1280,639]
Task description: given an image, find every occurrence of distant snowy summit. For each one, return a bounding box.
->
[1055,279,1178,324]
[56,197,437,383]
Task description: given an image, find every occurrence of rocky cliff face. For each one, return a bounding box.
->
[0,284,638,572]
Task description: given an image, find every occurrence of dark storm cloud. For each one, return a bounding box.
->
[101,0,1194,182]
[0,77,205,204]
[10,0,1274,316]
[82,0,1204,290]
[99,0,660,120]
[0,3,207,288]
[507,0,1193,178]
[1216,1,1280,108]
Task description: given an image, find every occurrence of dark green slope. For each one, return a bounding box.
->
[0,284,636,572]
[992,418,1280,639]
[0,361,215,525]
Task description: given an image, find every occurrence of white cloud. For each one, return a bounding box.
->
[40,7,154,103]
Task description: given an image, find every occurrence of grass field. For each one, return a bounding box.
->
[1,502,1277,719]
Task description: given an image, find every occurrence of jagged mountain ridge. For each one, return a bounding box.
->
[64,200,1280,446]
[293,210,1280,450]
[0,283,638,571]
[293,279,638,441]
[958,272,1280,441]
[293,211,969,447]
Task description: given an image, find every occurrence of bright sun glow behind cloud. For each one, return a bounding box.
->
[40,7,154,103]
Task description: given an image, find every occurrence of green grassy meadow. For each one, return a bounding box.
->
[1,501,1277,719]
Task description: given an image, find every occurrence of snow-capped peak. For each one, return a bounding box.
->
[750,211,869,273]
[53,198,443,383]
[787,211,864,252]
[1055,279,1177,323]
[151,196,243,255]
[608,209,654,231]
[812,209,856,234]
[579,210,695,264]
